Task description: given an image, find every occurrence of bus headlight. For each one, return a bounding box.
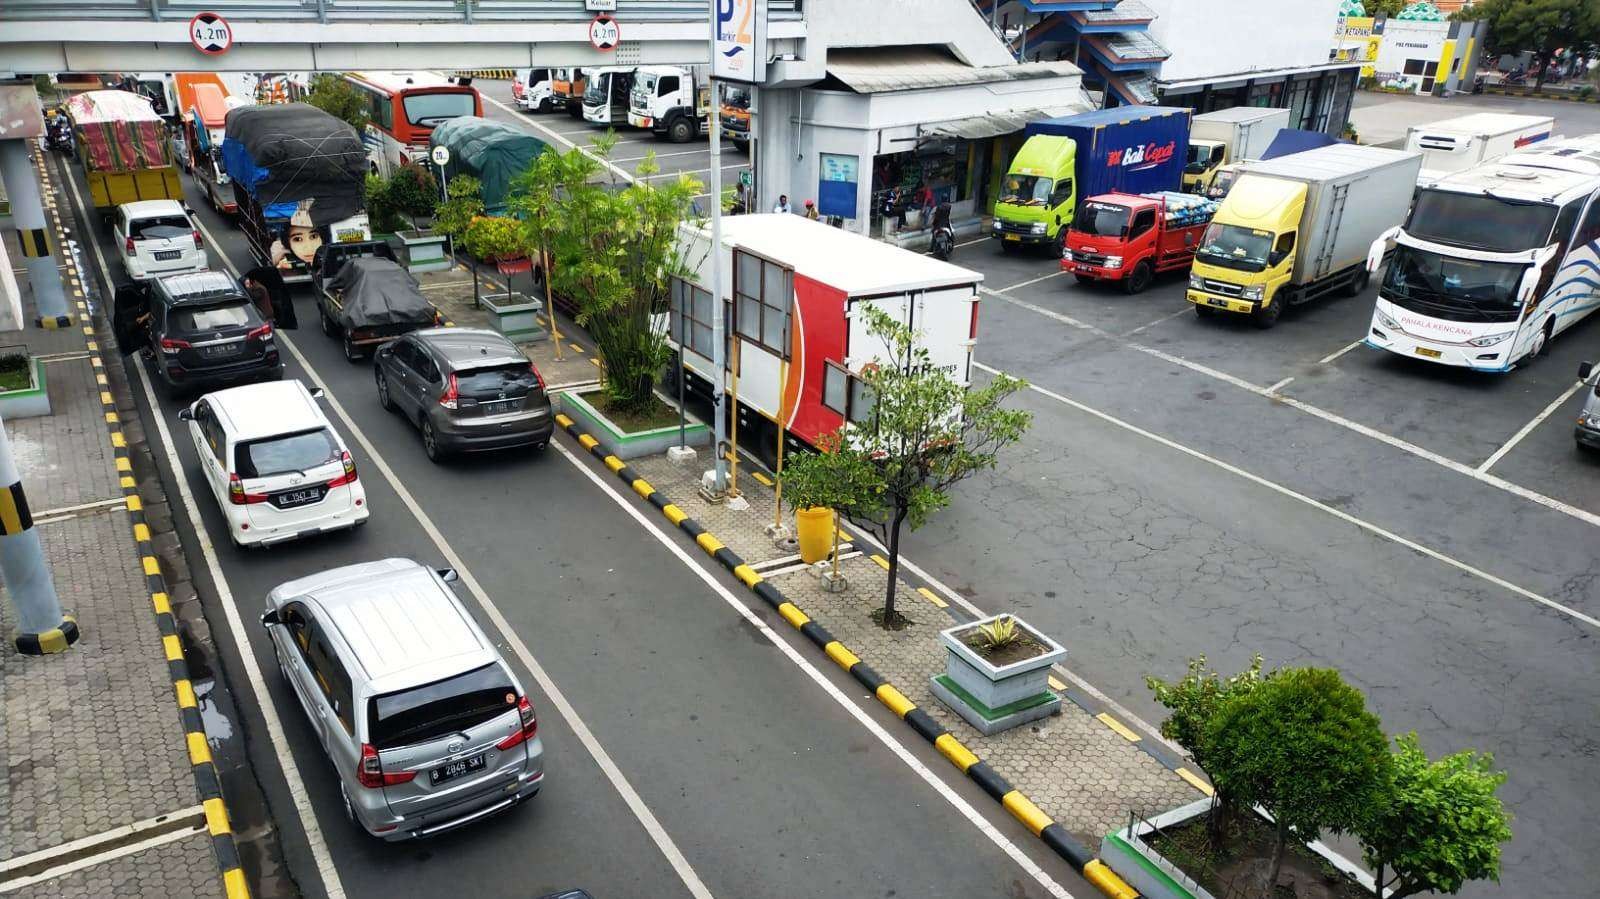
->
[1375,310,1399,330]
[1242,285,1264,301]
[1469,331,1513,347]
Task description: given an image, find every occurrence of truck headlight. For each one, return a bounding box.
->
[1375,310,1399,330]
[1104,256,1123,269]
[1242,285,1264,301]
[1029,222,1046,235]
[992,221,1002,232]
[1188,273,1205,290]
[1468,331,1513,347]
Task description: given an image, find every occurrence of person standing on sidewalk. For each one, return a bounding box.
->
[773,194,791,214]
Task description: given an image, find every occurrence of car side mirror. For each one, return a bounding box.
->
[437,567,460,584]
[308,387,325,399]
[261,609,280,627]
[177,408,194,421]
[1580,361,1594,381]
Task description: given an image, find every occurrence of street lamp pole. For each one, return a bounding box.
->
[705,2,729,498]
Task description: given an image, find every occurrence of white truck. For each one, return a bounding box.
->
[628,65,712,143]
[514,68,555,113]
[1183,107,1291,194]
[1404,112,1555,184]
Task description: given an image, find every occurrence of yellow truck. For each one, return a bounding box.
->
[66,89,183,222]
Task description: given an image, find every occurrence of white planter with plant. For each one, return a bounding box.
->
[931,614,1064,735]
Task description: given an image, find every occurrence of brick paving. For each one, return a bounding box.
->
[417,262,599,389]
[9,830,217,899]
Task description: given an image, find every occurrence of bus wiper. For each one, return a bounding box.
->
[1480,189,1542,207]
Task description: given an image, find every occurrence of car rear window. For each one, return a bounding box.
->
[235,429,339,479]
[455,363,538,394]
[367,663,518,750]
[171,302,254,333]
[131,215,191,240]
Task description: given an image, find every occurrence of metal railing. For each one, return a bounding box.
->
[2,0,802,23]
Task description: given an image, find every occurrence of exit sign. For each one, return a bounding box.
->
[585,0,617,10]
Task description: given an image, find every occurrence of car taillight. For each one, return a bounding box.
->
[328,450,357,488]
[227,473,267,505]
[358,743,415,789]
[125,236,135,255]
[159,337,190,355]
[192,229,202,249]
[496,696,538,751]
[439,373,459,410]
[529,363,545,391]
[247,323,273,342]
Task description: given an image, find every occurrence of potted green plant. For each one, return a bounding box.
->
[0,346,50,418]
[932,613,1065,735]
[386,162,450,273]
[464,214,545,342]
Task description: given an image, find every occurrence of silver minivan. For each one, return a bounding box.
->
[1577,362,1600,453]
[261,558,544,840]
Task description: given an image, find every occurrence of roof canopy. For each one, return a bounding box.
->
[824,46,1081,94]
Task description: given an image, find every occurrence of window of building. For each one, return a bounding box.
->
[733,250,793,355]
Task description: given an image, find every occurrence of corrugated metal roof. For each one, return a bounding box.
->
[1077,0,1154,23]
[923,104,1089,140]
[1101,31,1170,62]
[825,46,1082,94]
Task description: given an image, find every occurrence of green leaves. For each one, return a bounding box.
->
[1145,654,1269,782]
[433,176,484,243]
[305,73,370,133]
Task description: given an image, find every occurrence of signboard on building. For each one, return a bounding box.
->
[713,0,767,84]
[585,0,618,9]
[817,152,857,219]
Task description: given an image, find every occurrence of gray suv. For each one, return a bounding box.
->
[373,328,553,462]
[261,558,544,840]
[1578,361,1600,453]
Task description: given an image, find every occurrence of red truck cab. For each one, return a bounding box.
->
[1062,192,1214,294]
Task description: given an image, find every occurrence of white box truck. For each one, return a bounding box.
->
[1187,143,1422,327]
[1183,107,1291,193]
[1405,112,1554,184]
[628,65,712,142]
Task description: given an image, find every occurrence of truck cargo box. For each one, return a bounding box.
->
[1024,106,1190,198]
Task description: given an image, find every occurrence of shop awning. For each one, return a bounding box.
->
[922,106,1083,140]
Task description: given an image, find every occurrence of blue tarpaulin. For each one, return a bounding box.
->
[1261,129,1338,160]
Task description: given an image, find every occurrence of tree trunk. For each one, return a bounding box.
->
[1372,862,1384,899]
[882,506,907,627]
[1265,818,1289,894]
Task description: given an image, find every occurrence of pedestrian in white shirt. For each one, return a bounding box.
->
[773,194,791,214]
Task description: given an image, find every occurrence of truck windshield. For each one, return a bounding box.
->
[1184,144,1221,175]
[1406,190,1558,253]
[1073,202,1130,237]
[724,85,750,109]
[1196,223,1271,272]
[1000,175,1052,206]
[632,74,657,107]
[1381,244,1525,323]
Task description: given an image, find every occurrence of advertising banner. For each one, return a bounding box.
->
[713,0,767,84]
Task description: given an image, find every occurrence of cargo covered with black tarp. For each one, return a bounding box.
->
[323,257,435,331]
[222,103,368,224]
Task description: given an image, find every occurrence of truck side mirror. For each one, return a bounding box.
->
[1367,225,1401,273]
[1269,250,1287,267]
[261,608,280,627]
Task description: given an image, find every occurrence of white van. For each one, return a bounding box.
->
[1406,113,1555,184]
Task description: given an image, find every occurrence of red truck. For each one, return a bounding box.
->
[1062,191,1217,294]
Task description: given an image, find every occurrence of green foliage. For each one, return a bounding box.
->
[384,162,439,231]
[1359,734,1512,898]
[973,616,1020,651]
[462,215,523,262]
[1366,0,1410,17]
[1145,655,1269,797]
[305,73,370,132]
[780,307,1031,624]
[781,430,883,516]
[364,173,405,235]
[433,176,485,243]
[1467,0,1600,84]
[509,132,702,413]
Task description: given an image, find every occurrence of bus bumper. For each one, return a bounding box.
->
[1364,327,1513,372]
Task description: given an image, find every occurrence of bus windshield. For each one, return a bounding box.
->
[1196,223,1271,272]
[1381,244,1526,323]
[1406,190,1559,253]
[402,92,476,127]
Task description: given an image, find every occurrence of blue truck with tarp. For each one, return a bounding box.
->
[993,105,1191,256]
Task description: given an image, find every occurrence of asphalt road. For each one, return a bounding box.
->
[52,154,1081,898]
[895,180,1600,894]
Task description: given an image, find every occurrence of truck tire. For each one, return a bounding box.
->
[1123,261,1154,295]
[1251,294,1283,329]
[1050,230,1067,259]
[320,309,337,337]
[1074,273,1096,286]
[342,334,364,363]
[1343,267,1370,298]
[667,116,695,143]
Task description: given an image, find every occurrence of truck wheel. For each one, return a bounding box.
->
[1050,230,1067,259]
[342,334,364,363]
[320,310,336,337]
[1123,261,1154,295]
[1251,295,1283,329]
[667,117,694,143]
[1343,268,1371,298]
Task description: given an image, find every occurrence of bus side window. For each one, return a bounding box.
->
[1551,198,1584,257]
[1574,194,1600,250]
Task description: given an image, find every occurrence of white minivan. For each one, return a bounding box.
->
[115,199,208,281]
[180,379,369,546]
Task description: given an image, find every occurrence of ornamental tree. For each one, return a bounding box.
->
[1467,0,1600,91]
[1145,654,1271,833]
[305,73,370,132]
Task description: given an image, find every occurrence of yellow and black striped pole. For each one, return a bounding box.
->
[0,409,77,654]
[0,93,74,329]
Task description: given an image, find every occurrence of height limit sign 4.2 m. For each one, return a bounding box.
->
[189,11,232,56]
[589,15,620,52]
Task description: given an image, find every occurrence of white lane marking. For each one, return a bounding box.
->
[615,147,713,163]
[648,164,748,181]
[1317,339,1365,365]
[551,443,1076,899]
[973,360,1600,631]
[987,290,1600,530]
[995,270,1067,293]
[482,93,636,183]
[956,236,990,249]
[1266,376,1295,394]
[0,805,203,877]
[0,821,207,892]
[191,214,716,898]
[63,167,352,899]
[1122,306,1193,337]
[1478,376,1590,473]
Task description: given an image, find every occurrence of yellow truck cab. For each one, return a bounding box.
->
[1182,107,1289,194]
[1188,176,1304,325]
[993,135,1076,256]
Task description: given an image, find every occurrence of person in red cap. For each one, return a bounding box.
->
[803,199,820,221]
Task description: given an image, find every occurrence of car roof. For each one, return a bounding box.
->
[205,380,328,442]
[413,328,527,371]
[157,270,245,305]
[120,199,188,218]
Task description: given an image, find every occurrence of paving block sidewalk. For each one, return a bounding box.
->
[629,452,1200,843]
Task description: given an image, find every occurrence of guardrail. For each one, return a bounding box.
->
[2,0,802,23]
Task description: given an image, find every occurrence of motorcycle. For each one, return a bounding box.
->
[929,202,954,261]
[45,119,73,155]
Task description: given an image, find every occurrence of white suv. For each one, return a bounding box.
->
[180,379,369,547]
[116,199,207,281]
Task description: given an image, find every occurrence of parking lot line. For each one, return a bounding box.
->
[1266,377,1295,394]
[995,270,1068,293]
[1477,375,1591,473]
[1318,339,1365,365]
[973,360,1600,631]
[615,148,714,162]
[1121,306,1192,337]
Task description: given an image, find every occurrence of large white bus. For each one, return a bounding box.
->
[1366,135,1600,372]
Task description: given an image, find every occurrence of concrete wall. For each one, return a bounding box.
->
[1145,0,1342,83]
[766,0,1014,86]
[1373,19,1485,96]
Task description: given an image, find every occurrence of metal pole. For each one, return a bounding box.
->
[0,139,74,329]
[728,339,741,496]
[0,411,77,654]
[772,360,786,530]
[544,249,562,362]
[677,340,687,448]
[707,11,729,496]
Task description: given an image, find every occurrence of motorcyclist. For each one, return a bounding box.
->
[930,201,954,259]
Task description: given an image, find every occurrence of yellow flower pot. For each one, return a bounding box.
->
[795,506,836,564]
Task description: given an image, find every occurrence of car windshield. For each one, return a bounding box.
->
[171,301,253,333]
[1000,175,1052,206]
[402,92,475,127]
[132,216,191,240]
[1208,170,1240,199]
[235,429,339,479]
[455,363,538,395]
[1381,244,1526,322]
[1197,223,1272,272]
[1073,202,1130,238]
[1406,189,1558,253]
[367,663,518,750]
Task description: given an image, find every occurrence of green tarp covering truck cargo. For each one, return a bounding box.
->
[428,116,549,215]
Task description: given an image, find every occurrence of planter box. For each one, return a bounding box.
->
[481,293,547,343]
[1100,798,1381,899]
[395,229,452,274]
[931,615,1064,735]
[0,356,50,419]
[556,387,710,461]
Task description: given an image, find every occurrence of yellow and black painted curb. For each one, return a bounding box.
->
[452,69,516,80]
[554,412,1143,899]
[40,147,252,899]
[1481,85,1599,103]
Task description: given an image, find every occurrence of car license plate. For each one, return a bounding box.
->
[482,399,520,416]
[430,753,486,785]
[1004,234,1021,242]
[200,342,239,358]
[1414,347,1443,359]
[154,250,182,261]
[1206,297,1230,309]
[269,486,326,509]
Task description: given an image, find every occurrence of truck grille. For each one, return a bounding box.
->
[995,220,1036,236]
[1203,279,1243,297]
[1072,249,1109,266]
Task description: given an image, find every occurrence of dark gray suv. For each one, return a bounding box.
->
[373,329,553,462]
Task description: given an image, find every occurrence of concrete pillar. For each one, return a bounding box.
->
[0,412,77,654]
[0,138,74,329]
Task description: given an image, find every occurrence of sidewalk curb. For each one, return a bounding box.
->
[1481,85,1599,103]
[554,412,1142,899]
[35,149,251,899]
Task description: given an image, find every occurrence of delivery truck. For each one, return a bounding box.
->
[1064,191,1219,294]
[66,90,184,223]
[181,83,242,215]
[671,214,982,469]
[1404,112,1553,184]
[992,106,1190,258]
[628,64,713,142]
[1183,106,1290,194]
[719,84,752,149]
[1187,143,1421,328]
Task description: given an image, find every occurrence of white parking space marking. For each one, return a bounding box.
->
[482,93,636,184]
[648,164,748,182]
[616,148,713,162]
[995,270,1067,293]
[188,214,717,899]
[1317,339,1365,365]
[62,167,351,899]
[1121,306,1192,337]
[956,236,989,249]
[973,360,1600,631]
[1266,377,1295,394]
[1478,376,1591,473]
[986,290,1600,530]
[551,444,1077,899]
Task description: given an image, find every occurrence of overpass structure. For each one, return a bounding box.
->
[0,1,806,72]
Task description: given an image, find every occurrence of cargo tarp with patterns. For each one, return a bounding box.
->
[66,90,171,173]
[324,256,434,330]
[221,103,368,227]
[428,116,550,215]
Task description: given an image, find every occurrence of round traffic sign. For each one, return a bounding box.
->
[589,15,620,52]
[430,145,451,166]
[189,12,233,56]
